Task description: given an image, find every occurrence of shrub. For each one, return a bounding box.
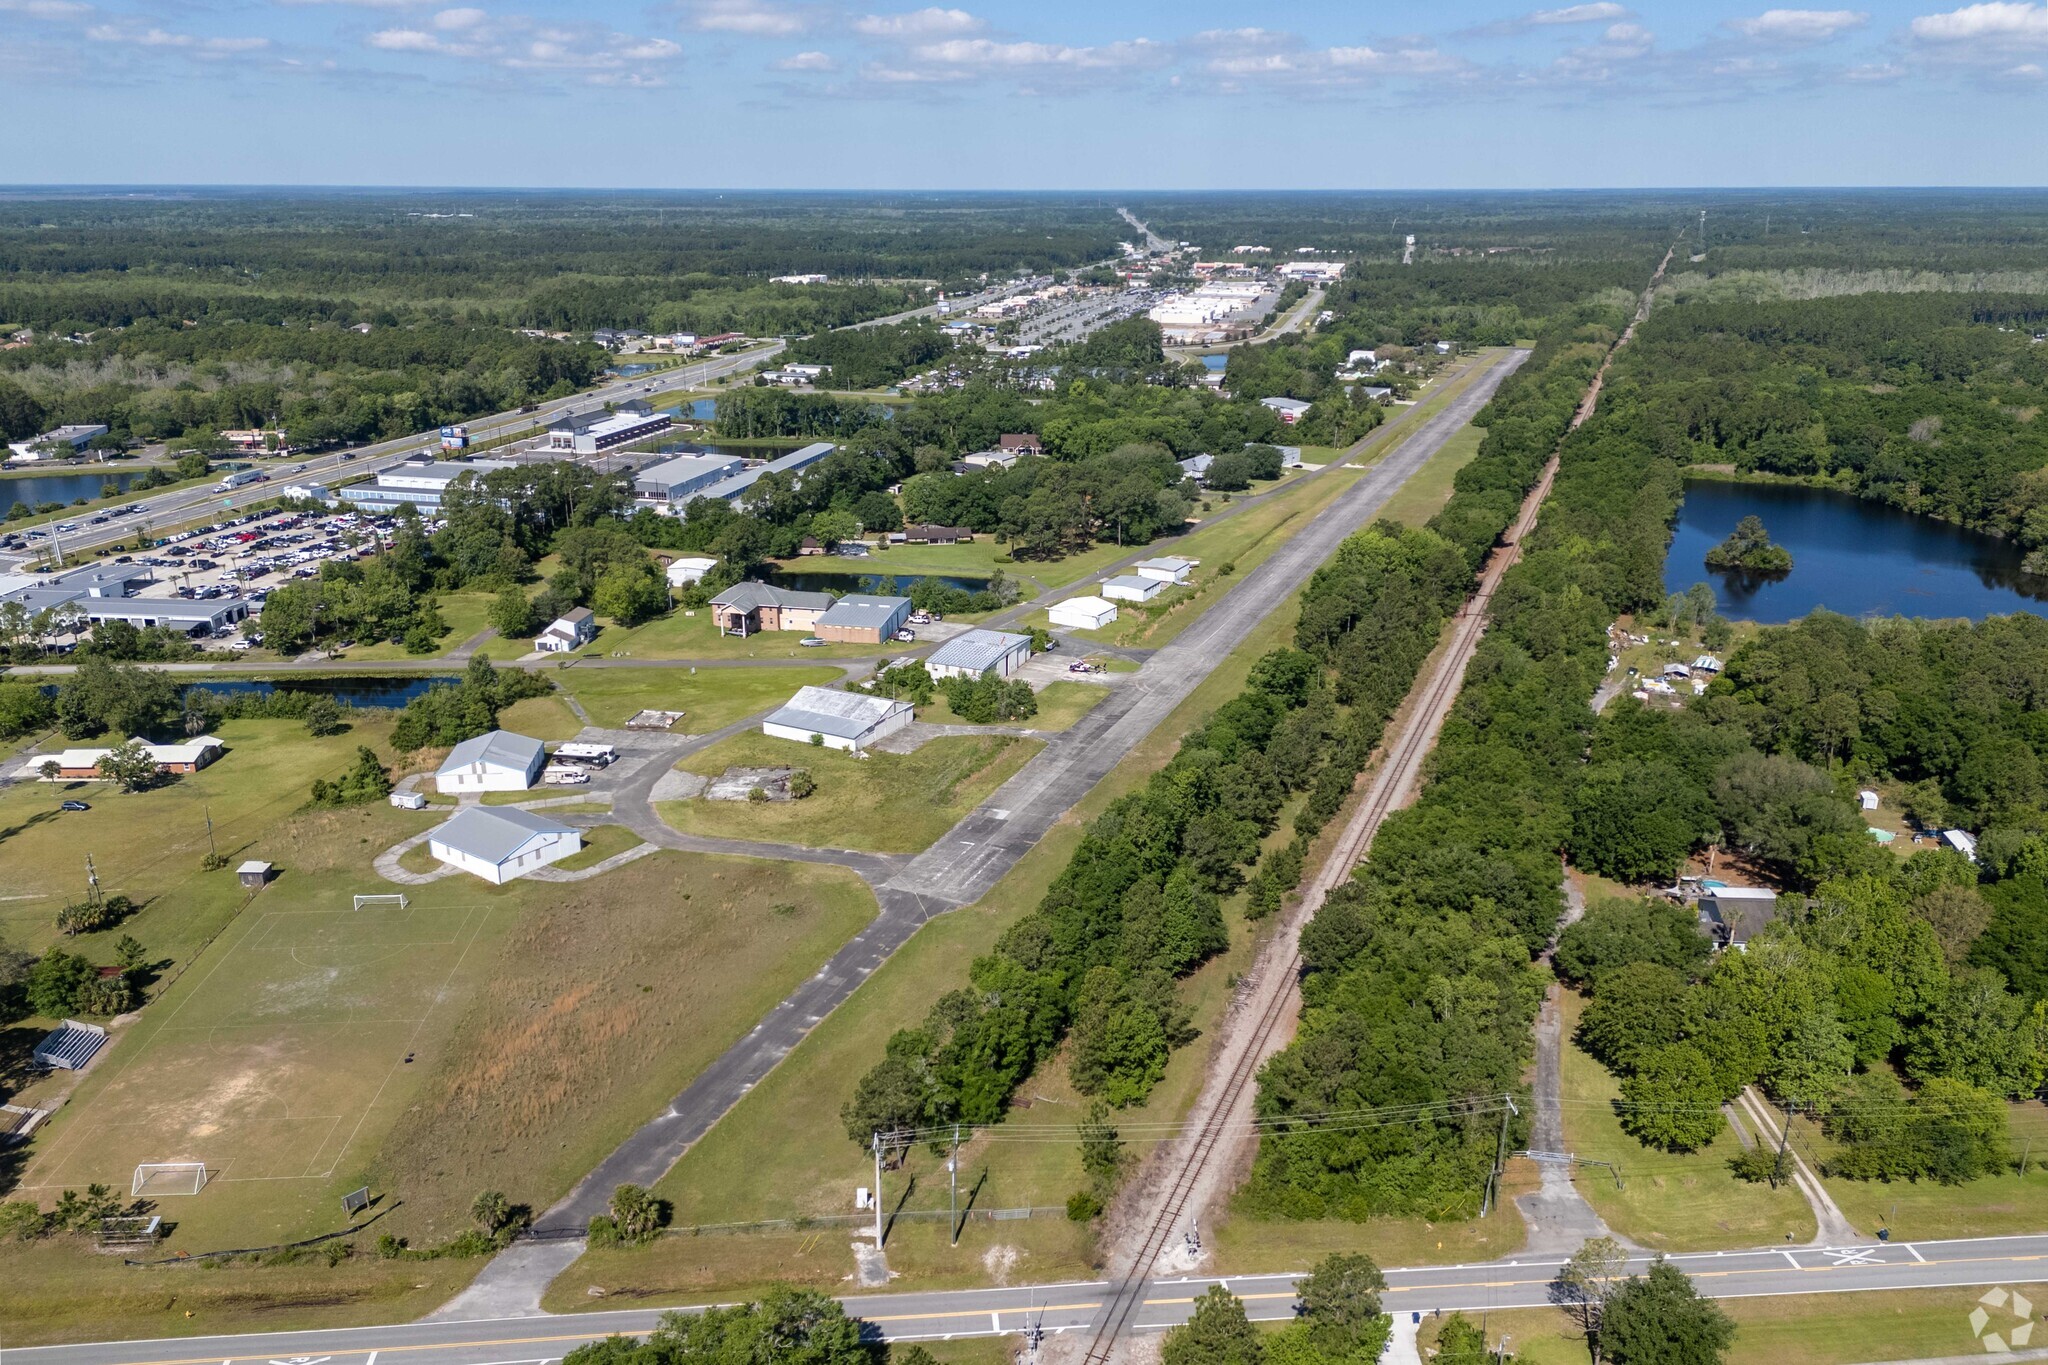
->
[789,770,817,799]
[1065,1190,1103,1222]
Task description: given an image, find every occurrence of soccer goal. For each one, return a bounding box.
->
[132,1162,208,1197]
[352,893,410,912]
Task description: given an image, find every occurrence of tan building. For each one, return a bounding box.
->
[709,582,833,637]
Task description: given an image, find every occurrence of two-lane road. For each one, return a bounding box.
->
[9,1235,2047,1365]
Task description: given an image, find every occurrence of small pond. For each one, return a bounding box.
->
[181,675,460,709]
[1666,479,2048,623]
[1200,355,1227,372]
[2,468,153,511]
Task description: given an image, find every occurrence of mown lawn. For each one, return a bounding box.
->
[919,680,1109,732]
[551,822,643,869]
[598,608,887,663]
[659,730,1041,853]
[553,664,841,730]
[1425,1286,2027,1365]
[1557,992,1814,1250]
[1377,423,1484,528]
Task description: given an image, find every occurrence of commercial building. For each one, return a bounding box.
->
[762,685,912,752]
[634,452,746,505]
[535,607,597,653]
[429,806,583,884]
[36,735,224,780]
[925,628,1032,681]
[690,442,840,511]
[1048,595,1118,630]
[435,730,547,794]
[1260,397,1312,425]
[82,596,252,635]
[709,581,833,636]
[7,424,108,460]
[813,594,912,645]
[904,524,974,544]
[546,400,671,455]
[1279,260,1346,282]
[337,457,517,511]
[1102,574,1165,603]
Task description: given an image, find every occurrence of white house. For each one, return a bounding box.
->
[1132,557,1194,586]
[1859,789,1881,811]
[435,730,547,794]
[428,806,583,884]
[535,607,596,653]
[666,556,719,587]
[1102,574,1165,603]
[762,685,912,753]
[1048,595,1118,630]
[926,628,1032,681]
[1943,829,1979,862]
[1260,396,1313,425]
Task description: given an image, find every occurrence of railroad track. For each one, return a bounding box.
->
[1075,242,1680,1365]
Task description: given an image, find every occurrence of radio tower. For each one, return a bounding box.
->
[1690,208,1709,262]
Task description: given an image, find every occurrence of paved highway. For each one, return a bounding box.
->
[9,1234,2048,1365]
[6,343,784,569]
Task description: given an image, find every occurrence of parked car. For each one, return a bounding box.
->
[60,800,90,812]
[892,628,916,642]
[798,636,826,647]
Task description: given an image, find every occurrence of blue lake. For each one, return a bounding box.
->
[3,468,151,509]
[1666,480,2048,623]
[1201,355,1227,372]
[688,398,716,420]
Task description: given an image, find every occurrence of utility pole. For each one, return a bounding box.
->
[871,1131,884,1249]
[949,1123,960,1246]
[85,853,102,908]
[204,804,217,861]
[1773,1099,1794,1189]
[1482,1094,1518,1217]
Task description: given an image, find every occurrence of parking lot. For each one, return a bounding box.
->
[118,506,418,652]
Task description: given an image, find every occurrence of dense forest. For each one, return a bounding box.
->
[0,191,1127,448]
[1616,292,2048,566]
[1247,275,2048,1224]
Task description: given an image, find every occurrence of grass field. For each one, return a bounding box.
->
[1557,992,1815,1250]
[12,828,876,1251]
[658,731,1041,853]
[596,608,889,662]
[544,576,1316,1308]
[1378,423,1483,528]
[845,537,1132,590]
[551,823,643,869]
[1423,1286,2036,1365]
[553,664,841,730]
[919,680,1109,732]
[497,691,586,740]
[1794,1101,2048,1240]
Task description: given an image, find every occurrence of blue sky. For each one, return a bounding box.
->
[3,0,2046,186]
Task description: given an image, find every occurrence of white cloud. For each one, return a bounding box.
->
[87,24,271,51]
[1911,1,2048,43]
[276,0,425,7]
[1727,9,1868,40]
[1845,59,1906,77]
[0,0,91,18]
[853,7,979,39]
[688,0,806,36]
[909,35,1162,69]
[433,6,486,29]
[1528,3,1631,24]
[775,48,835,68]
[368,25,443,49]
